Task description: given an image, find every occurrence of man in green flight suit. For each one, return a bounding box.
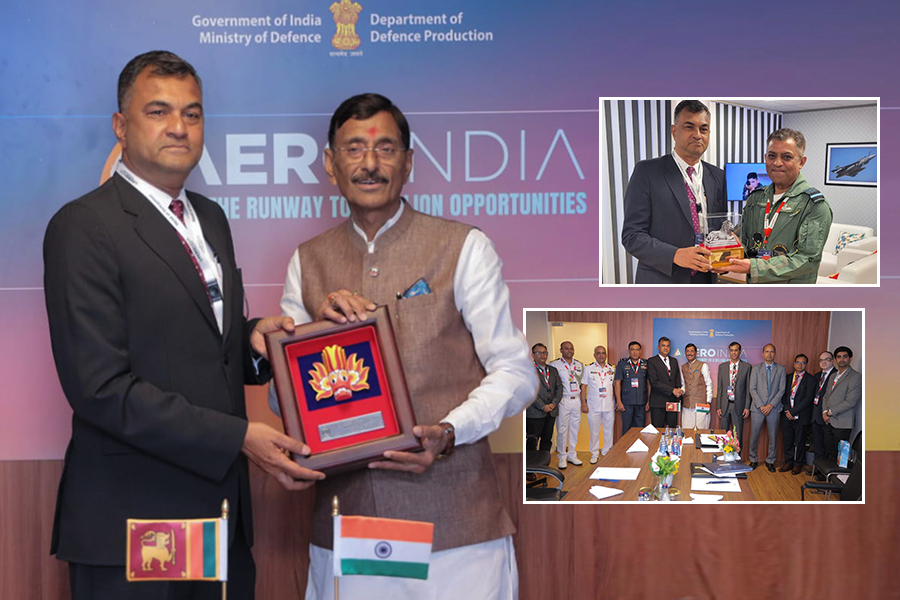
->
[717,128,832,283]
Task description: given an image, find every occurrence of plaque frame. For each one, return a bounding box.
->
[266,306,419,475]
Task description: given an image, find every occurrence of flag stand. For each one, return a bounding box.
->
[332,495,340,600]
[221,499,229,600]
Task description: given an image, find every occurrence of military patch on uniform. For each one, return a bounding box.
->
[803,187,825,201]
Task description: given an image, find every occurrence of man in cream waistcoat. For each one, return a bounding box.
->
[273,93,537,600]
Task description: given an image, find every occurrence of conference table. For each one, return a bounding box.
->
[562,427,756,501]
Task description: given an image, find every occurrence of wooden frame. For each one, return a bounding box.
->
[266,306,419,475]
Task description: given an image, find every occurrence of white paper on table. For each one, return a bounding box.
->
[682,437,694,444]
[626,439,650,453]
[691,477,741,493]
[590,467,642,481]
[640,424,659,434]
[700,446,720,453]
[589,485,625,500]
[690,493,723,502]
[699,433,719,446]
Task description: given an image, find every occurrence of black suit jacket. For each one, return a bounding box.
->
[44,174,264,565]
[782,371,816,426]
[646,355,681,409]
[621,154,727,284]
[528,364,562,418]
[812,369,836,425]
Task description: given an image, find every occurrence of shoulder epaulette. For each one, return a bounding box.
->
[803,187,825,202]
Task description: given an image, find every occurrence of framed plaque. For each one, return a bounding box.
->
[265,306,419,475]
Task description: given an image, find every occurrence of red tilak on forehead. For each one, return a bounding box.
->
[367,126,378,137]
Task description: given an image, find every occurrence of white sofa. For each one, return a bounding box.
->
[817,223,875,277]
[817,252,878,284]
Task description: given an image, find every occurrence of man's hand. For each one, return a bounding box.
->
[542,404,553,413]
[673,246,712,272]
[760,404,773,416]
[616,401,625,412]
[242,422,324,491]
[547,403,555,411]
[716,408,723,417]
[823,411,831,424]
[742,408,750,419]
[714,258,751,274]
[368,424,450,474]
[250,316,295,359]
[785,410,794,420]
[316,289,377,324]
[673,388,684,397]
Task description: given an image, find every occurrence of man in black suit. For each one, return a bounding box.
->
[716,341,751,450]
[779,354,817,475]
[43,51,322,600]
[526,343,561,452]
[809,351,836,476]
[646,337,682,428]
[621,100,727,284]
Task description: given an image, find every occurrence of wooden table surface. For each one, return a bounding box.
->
[562,427,756,501]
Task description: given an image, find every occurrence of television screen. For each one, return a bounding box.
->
[725,163,771,202]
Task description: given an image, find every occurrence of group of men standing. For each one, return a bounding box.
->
[527,339,861,476]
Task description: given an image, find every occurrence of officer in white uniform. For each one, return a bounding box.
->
[550,340,584,469]
[581,345,617,463]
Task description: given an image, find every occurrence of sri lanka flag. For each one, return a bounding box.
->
[126,518,227,581]
[334,515,433,580]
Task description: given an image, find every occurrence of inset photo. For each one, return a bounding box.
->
[523,309,863,503]
[599,98,878,286]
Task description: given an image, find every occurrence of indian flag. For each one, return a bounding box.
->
[126,518,227,582]
[334,515,433,580]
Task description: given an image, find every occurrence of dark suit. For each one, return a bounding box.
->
[44,175,262,585]
[646,354,681,428]
[621,154,727,284]
[526,364,562,452]
[716,360,751,450]
[810,368,836,460]
[781,371,816,466]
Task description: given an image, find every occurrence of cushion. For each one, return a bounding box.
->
[833,231,866,254]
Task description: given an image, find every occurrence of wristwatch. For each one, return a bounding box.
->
[435,422,456,459]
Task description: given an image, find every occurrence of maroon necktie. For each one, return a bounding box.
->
[685,166,702,276]
[169,200,211,302]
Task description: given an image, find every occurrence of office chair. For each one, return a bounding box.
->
[810,429,862,482]
[525,448,566,501]
[801,455,862,501]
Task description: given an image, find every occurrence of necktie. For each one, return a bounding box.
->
[730,362,736,386]
[766,364,772,391]
[685,166,701,276]
[169,200,210,302]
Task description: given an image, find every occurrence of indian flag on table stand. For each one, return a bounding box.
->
[334,514,434,580]
[126,499,229,589]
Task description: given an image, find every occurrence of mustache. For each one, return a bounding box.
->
[351,169,389,184]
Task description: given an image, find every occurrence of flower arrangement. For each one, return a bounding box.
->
[649,453,680,478]
[714,426,741,455]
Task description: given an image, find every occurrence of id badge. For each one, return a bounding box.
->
[758,249,771,259]
[599,387,607,396]
[570,381,578,392]
[727,385,735,401]
[631,378,639,388]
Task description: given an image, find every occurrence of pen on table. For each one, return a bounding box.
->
[705,481,730,485]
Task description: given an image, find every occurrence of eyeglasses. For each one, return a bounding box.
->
[533,351,548,355]
[333,144,406,162]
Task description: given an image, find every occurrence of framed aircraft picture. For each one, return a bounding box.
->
[825,142,877,187]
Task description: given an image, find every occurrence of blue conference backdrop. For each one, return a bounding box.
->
[652,318,773,390]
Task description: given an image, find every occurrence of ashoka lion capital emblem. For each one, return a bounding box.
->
[330,0,362,50]
[308,344,370,401]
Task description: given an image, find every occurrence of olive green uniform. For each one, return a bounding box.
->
[740,173,832,283]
